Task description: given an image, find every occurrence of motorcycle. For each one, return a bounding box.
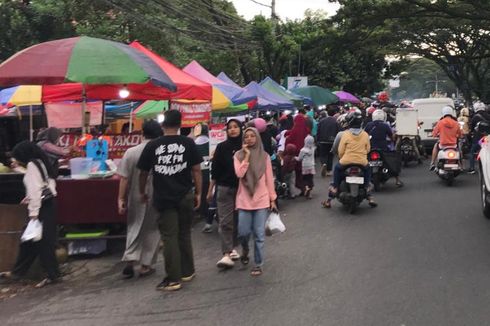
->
[368,149,398,191]
[434,146,462,186]
[335,165,369,214]
[398,136,423,166]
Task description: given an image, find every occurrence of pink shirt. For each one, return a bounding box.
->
[234,156,277,210]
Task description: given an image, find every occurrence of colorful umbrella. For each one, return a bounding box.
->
[133,100,169,119]
[0,85,42,106]
[334,91,361,104]
[291,86,339,107]
[0,36,176,92]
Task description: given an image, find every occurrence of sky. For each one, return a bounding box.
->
[230,0,340,20]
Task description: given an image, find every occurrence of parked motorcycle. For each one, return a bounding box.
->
[434,146,462,186]
[368,149,399,191]
[335,165,369,214]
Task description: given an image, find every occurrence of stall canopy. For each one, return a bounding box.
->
[183,61,256,107]
[259,77,312,107]
[244,81,294,110]
[291,86,339,107]
[216,72,258,105]
[0,85,42,106]
[217,72,242,88]
[133,100,169,119]
[334,91,361,104]
[0,39,213,103]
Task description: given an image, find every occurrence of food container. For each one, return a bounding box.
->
[69,157,93,179]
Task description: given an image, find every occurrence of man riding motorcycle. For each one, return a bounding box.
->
[365,109,404,187]
[323,110,377,208]
[430,106,462,171]
[468,101,490,174]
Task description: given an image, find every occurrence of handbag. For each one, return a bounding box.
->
[33,160,55,202]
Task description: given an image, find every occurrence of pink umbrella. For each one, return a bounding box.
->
[334,91,361,104]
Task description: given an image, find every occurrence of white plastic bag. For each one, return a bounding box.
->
[266,212,286,235]
[21,219,43,242]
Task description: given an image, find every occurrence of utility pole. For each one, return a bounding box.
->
[426,73,447,95]
[271,0,277,19]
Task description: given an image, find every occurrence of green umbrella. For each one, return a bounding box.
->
[260,77,304,107]
[134,100,169,119]
[291,86,339,106]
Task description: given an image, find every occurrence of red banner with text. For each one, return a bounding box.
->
[171,101,211,128]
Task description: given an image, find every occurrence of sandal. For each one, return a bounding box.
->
[396,180,404,188]
[35,277,60,288]
[250,266,262,276]
[321,200,331,208]
[139,267,156,278]
[122,265,135,279]
[240,250,250,265]
[328,186,338,195]
[368,199,378,208]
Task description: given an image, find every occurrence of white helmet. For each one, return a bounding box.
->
[474,101,486,112]
[441,106,454,117]
[372,109,386,122]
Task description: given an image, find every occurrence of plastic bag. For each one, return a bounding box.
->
[266,211,286,235]
[21,219,43,242]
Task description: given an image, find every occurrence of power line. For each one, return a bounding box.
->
[248,0,271,8]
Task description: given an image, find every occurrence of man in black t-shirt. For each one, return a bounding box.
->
[137,110,203,292]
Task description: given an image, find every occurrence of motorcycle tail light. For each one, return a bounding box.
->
[447,151,456,159]
[349,167,361,175]
[370,152,380,161]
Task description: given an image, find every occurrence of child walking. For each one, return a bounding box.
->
[281,144,299,199]
[297,135,316,199]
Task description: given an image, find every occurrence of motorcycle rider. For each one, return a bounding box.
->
[317,108,340,177]
[322,110,377,208]
[468,101,490,174]
[430,106,462,171]
[365,109,404,187]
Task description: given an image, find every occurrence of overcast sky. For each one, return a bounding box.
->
[230,0,340,20]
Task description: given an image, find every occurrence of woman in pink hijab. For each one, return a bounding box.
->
[285,114,311,193]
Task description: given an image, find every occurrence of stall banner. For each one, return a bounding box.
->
[45,101,103,128]
[209,124,227,154]
[171,101,211,128]
[59,133,143,159]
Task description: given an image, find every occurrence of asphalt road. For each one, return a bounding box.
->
[1,162,490,326]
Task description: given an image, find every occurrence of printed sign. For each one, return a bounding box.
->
[209,124,227,154]
[59,133,143,159]
[45,102,103,128]
[171,101,212,128]
[287,76,308,90]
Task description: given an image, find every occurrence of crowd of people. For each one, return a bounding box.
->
[2,92,489,292]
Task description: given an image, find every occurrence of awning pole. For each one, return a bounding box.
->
[129,106,133,133]
[29,105,33,141]
[81,84,86,134]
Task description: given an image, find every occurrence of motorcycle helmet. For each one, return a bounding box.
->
[377,91,389,102]
[367,106,376,116]
[372,109,386,122]
[441,105,454,118]
[474,101,487,112]
[345,110,363,128]
[337,113,349,129]
[476,120,490,135]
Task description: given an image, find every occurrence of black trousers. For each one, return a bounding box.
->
[13,198,60,280]
[319,143,334,171]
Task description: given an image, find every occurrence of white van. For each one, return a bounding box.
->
[412,97,455,147]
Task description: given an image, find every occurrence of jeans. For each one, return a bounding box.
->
[332,163,371,189]
[157,191,195,282]
[13,198,60,280]
[238,208,269,267]
[318,142,334,171]
[469,141,481,170]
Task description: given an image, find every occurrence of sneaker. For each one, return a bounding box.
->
[156,278,182,291]
[217,255,234,269]
[467,169,476,175]
[181,273,195,282]
[429,164,436,171]
[326,171,333,177]
[321,164,328,177]
[229,250,240,261]
[202,224,213,233]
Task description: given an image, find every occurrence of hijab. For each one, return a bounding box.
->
[235,127,267,196]
[36,127,62,144]
[285,114,310,155]
[12,140,55,178]
[226,119,243,150]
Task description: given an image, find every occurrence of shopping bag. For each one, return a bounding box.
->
[21,219,43,242]
[266,211,286,235]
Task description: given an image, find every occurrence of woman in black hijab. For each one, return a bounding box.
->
[207,119,244,269]
[1,141,61,288]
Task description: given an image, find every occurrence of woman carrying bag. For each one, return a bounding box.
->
[0,141,61,288]
[234,127,277,277]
